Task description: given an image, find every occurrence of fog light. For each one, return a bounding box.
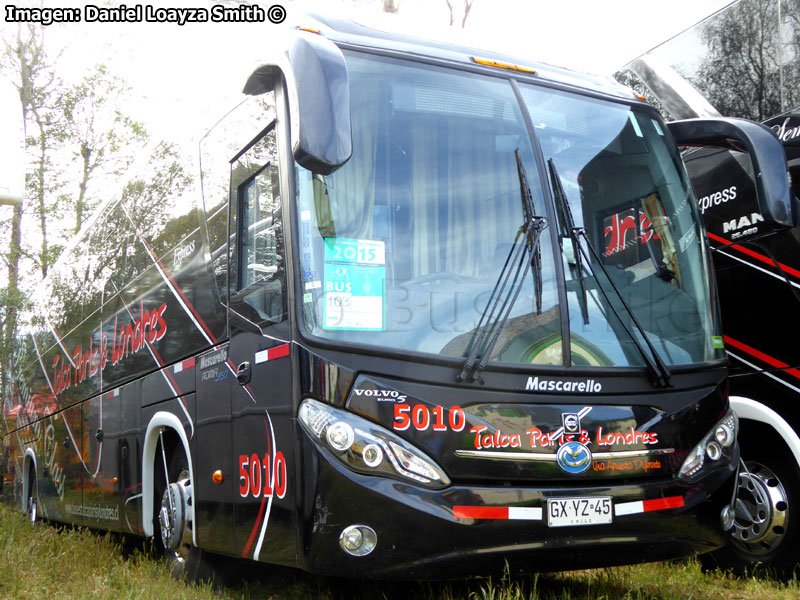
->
[706,441,722,461]
[326,421,354,452]
[339,525,377,556]
[363,444,383,467]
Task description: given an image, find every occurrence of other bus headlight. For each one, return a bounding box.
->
[678,409,738,481]
[298,398,451,489]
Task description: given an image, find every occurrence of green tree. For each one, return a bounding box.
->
[59,64,148,235]
[694,0,799,120]
[0,21,149,407]
[0,22,61,399]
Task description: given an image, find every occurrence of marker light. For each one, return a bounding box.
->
[388,441,442,481]
[471,56,536,74]
[299,398,450,489]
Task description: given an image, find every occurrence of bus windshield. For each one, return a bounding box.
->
[295,51,723,369]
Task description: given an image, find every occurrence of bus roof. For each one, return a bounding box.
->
[293,11,640,103]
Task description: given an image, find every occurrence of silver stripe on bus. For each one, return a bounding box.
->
[715,248,800,290]
[727,350,800,396]
[455,448,674,461]
[253,408,278,561]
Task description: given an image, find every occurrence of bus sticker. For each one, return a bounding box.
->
[323,239,386,331]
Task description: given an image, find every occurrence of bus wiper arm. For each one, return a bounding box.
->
[457,149,546,383]
[548,159,589,325]
[547,159,671,388]
[573,228,672,388]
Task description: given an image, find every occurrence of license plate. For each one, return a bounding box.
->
[547,496,613,527]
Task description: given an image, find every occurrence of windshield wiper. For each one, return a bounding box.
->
[548,159,589,325]
[457,149,546,383]
[547,161,672,388]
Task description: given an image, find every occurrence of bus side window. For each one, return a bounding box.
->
[200,94,276,306]
[230,124,286,326]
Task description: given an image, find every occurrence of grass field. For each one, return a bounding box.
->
[0,503,798,600]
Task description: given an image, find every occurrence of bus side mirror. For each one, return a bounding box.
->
[668,117,794,243]
[0,78,24,207]
[243,32,351,176]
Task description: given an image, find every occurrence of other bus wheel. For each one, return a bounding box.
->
[703,432,800,577]
[26,463,37,524]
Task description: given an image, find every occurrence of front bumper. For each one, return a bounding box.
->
[297,439,738,579]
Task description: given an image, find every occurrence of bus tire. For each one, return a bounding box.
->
[153,438,213,582]
[702,426,800,577]
[26,462,37,524]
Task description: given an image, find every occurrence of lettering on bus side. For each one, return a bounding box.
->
[50,301,169,395]
[771,117,800,143]
[524,376,602,393]
[723,212,764,239]
[698,185,737,214]
[199,348,228,370]
[352,388,407,403]
[238,451,287,500]
[173,240,196,269]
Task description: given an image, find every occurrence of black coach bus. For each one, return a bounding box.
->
[1,13,793,579]
[620,0,800,575]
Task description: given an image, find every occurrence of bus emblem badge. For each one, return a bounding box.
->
[556,442,592,474]
[563,413,580,434]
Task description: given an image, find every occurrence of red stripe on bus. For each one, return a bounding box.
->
[453,506,509,519]
[724,335,800,380]
[707,232,800,280]
[242,493,269,558]
[642,496,684,512]
[182,357,196,370]
[267,344,290,361]
[241,417,275,558]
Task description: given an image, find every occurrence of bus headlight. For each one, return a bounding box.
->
[678,409,738,481]
[298,398,451,489]
[326,421,355,452]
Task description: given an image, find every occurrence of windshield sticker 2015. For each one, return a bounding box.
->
[323,238,386,331]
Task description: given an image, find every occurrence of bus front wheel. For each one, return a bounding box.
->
[153,436,212,581]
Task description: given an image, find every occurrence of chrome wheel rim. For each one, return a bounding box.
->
[731,462,788,555]
[27,497,37,524]
[158,469,193,563]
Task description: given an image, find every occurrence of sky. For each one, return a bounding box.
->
[368,0,736,72]
[5,0,736,139]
